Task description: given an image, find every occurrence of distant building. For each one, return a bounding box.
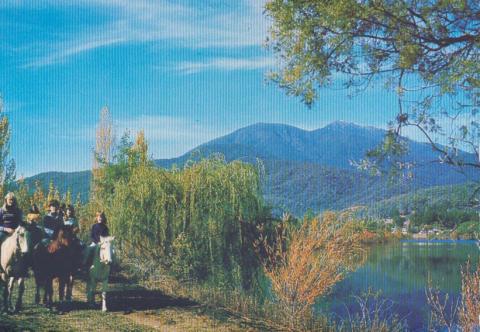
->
[384,218,394,225]
[413,232,427,239]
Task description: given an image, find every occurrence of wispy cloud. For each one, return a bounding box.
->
[175,56,275,74]
[23,36,125,68]
[74,114,228,158]
[116,115,229,158]
[14,0,269,68]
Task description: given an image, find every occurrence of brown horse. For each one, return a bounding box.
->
[32,225,78,308]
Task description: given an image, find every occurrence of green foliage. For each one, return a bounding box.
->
[390,208,405,227]
[454,221,479,239]
[409,205,477,228]
[266,0,480,182]
[92,134,268,290]
[370,183,478,217]
[266,0,480,106]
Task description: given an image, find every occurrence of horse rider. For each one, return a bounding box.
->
[84,211,109,268]
[0,192,22,240]
[0,192,23,247]
[63,205,80,235]
[42,199,62,239]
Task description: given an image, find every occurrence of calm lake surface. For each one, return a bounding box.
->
[317,240,479,331]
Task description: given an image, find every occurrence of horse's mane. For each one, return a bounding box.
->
[47,226,73,254]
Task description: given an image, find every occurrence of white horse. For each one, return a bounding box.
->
[86,236,115,312]
[0,226,30,312]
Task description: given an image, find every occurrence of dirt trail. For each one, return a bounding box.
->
[70,277,263,332]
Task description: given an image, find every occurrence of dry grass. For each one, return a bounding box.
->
[427,259,480,332]
[459,259,480,332]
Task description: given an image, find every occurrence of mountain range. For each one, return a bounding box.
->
[24,122,478,216]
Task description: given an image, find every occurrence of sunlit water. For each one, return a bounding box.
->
[316,240,479,331]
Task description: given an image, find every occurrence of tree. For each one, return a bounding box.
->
[0,98,15,196]
[93,106,114,169]
[265,0,480,197]
[32,180,45,210]
[91,106,115,205]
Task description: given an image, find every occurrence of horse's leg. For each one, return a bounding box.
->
[34,275,40,304]
[14,278,24,312]
[45,278,53,308]
[33,271,42,305]
[66,274,73,302]
[2,279,9,312]
[58,277,65,303]
[101,278,108,312]
[87,277,96,307]
[6,277,14,312]
[86,277,91,304]
[41,279,47,305]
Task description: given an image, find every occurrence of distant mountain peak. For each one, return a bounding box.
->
[321,121,384,132]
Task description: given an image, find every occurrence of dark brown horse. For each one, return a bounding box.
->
[32,225,78,308]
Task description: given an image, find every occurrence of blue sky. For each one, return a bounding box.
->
[0,0,428,177]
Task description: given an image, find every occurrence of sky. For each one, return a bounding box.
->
[0,0,450,177]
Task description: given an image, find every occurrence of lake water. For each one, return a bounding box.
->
[317,240,479,331]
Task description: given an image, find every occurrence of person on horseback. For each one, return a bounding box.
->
[0,192,23,245]
[26,204,44,239]
[24,204,45,272]
[63,205,79,235]
[84,211,109,268]
[91,211,109,244]
[26,204,41,225]
[42,200,62,239]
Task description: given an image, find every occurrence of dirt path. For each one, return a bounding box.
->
[69,277,264,332]
[0,276,268,331]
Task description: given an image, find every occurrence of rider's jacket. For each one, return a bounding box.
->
[43,212,62,237]
[91,223,109,244]
[0,206,21,232]
[64,217,78,228]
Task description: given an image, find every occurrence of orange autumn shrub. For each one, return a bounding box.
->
[256,211,366,330]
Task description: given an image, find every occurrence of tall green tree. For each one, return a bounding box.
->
[265,0,480,198]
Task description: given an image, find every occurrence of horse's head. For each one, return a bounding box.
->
[56,225,74,247]
[98,236,115,265]
[14,226,30,255]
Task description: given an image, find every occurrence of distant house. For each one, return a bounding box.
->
[384,218,394,225]
[413,231,427,239]
[401,220,411,234]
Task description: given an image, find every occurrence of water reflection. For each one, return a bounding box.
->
[316,240,479,331]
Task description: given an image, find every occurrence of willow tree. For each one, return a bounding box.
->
[266,0,480,199]
[175,157,267,288]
